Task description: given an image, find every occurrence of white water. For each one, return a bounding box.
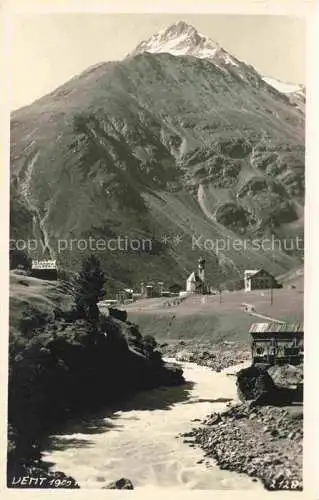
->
[42,360,262,490]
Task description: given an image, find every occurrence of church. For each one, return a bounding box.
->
[186,257,207,294]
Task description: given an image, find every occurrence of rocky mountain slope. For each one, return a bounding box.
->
[10,22,304,291]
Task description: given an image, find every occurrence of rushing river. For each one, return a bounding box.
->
[42,360,262,490]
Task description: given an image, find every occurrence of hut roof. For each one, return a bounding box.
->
[249,322,303,334]
[245,269,259,276]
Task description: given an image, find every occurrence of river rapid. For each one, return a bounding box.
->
[42,360,263,490]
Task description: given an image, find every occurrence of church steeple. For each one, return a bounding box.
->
[198,257,205,283]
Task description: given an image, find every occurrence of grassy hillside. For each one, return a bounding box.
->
[10,51,304,289]
[9,272,73,334]
[127,311,254,344]
[125,287,303,344]
[277,266,304,289]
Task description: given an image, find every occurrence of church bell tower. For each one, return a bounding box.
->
[198,257,206,284]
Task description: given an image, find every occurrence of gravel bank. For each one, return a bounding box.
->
[160,340,250,372]
[181,402,303,491]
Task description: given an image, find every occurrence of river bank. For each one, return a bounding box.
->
[171,342,304,491]
[183,401,303,491]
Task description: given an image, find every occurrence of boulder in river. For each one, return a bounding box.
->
[236,365,276,404]
[162,361,185,385]
[104,477,134,489]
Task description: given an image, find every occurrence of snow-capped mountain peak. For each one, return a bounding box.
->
[130,21,305,102]
[130,21,240,67]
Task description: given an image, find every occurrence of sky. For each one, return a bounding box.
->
[10,13,306,110]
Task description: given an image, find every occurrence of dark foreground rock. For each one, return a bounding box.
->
[161,361,184,385]
[236,364,303,406]
[183,403,303,491]
[108,307,128,322]
[103,478,134,489]
[236,364,276,404]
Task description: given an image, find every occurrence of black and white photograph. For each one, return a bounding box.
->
[2,2,315,495]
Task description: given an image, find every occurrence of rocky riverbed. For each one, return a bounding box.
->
[181,401,303,491]
[159,340,250,372]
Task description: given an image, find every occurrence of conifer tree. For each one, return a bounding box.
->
[73,255,105,325]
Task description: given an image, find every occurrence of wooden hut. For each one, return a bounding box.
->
[249,322,303,365]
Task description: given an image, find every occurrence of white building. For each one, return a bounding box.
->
[186,257,206,293]
[244,270,259,292]
[186,271,198,292]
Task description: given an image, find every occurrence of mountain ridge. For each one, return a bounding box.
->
[130,21,305,100]
[10,24,304,291]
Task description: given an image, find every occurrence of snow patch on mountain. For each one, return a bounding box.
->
[263,76,304,95]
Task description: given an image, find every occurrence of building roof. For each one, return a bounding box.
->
[187,271,200,283]
[245,270,259,275]
[249,322,303,334]
[245,269,276,281]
